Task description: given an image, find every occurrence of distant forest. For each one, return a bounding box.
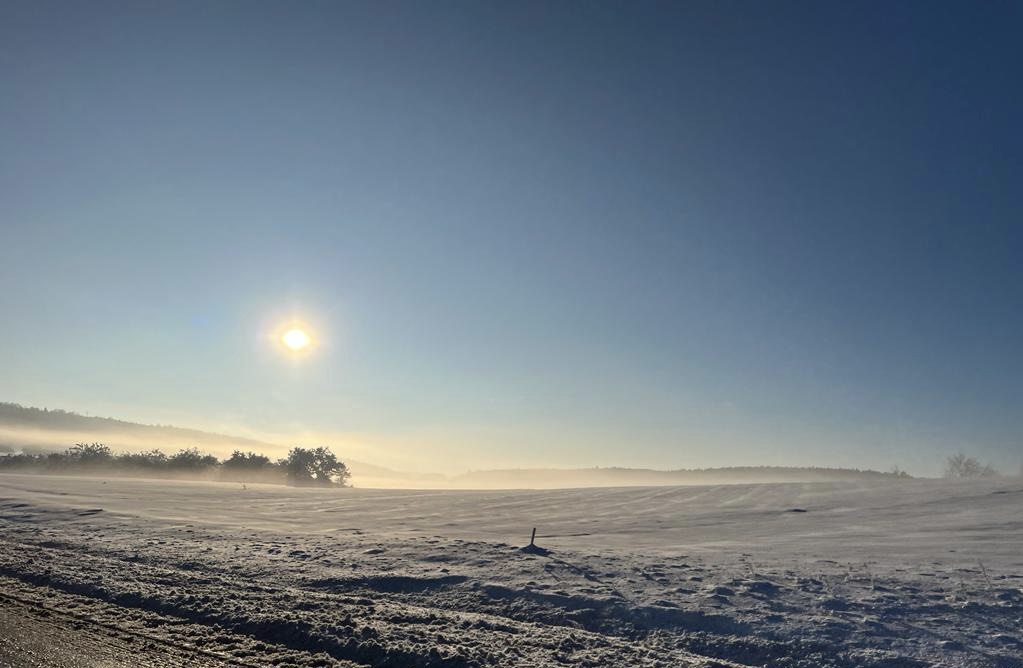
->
[0,402,279,453]
[449,465,913,488]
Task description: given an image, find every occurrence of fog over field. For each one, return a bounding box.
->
[0,403,921,489]
[5,406,1018,666]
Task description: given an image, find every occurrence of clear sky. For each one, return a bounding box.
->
[2,2,1021,475]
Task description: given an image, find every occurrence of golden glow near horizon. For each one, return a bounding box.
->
[281,328,312,352]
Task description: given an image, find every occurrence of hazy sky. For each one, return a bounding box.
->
[2,2,1021,475]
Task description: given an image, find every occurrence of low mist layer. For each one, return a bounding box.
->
[0,402,942,488]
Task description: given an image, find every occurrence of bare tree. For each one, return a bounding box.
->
[944,453,996,478]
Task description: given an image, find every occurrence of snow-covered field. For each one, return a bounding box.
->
[1,473,1021,667]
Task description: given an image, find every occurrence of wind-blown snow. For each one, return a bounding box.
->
[1,473,1021,667]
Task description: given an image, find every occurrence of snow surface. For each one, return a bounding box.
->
[1,473,1021,667]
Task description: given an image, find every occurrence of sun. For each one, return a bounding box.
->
[281,328,311,352]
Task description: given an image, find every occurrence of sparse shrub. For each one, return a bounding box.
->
[944,453,996,478]
[168,447,219,470]
[220,450,284,483]
[0,452,45,470]
[116,449,169,469]
[223,450,272,470]
[67,442,113,464]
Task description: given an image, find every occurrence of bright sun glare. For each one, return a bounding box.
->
[281,328,311,351]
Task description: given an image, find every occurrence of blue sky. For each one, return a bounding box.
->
[2,2,1021,474]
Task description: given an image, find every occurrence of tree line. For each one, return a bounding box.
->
[0,443,351,487]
